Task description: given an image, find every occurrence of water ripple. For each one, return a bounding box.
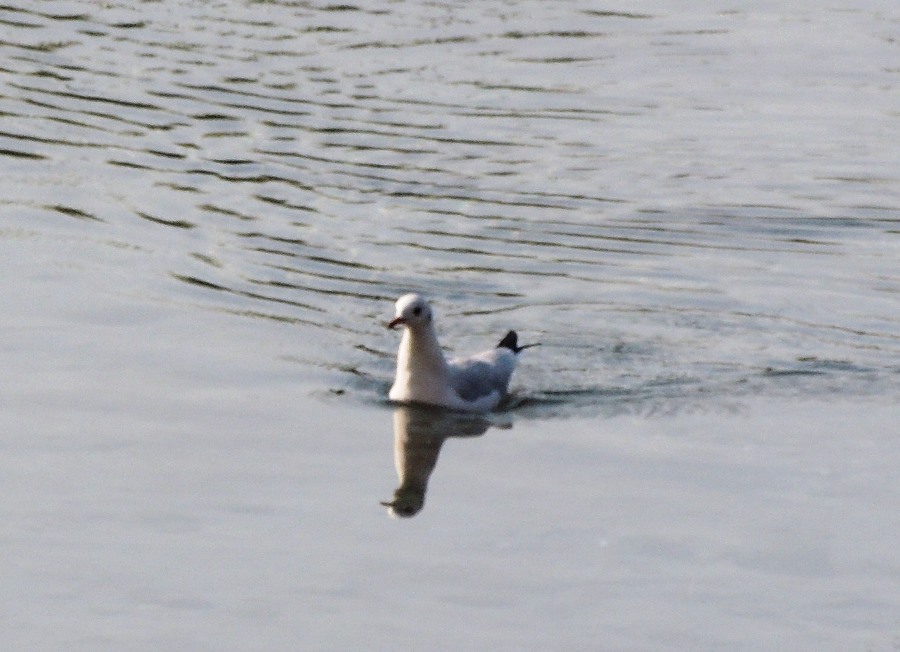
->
[1,0,897,413]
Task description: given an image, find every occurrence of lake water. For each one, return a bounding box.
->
[1,1,898,650]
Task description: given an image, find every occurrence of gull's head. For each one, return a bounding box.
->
[388,293,433,330]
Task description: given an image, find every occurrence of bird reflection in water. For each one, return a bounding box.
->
[381,404,495,518]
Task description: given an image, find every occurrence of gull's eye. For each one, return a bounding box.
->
[412,306,422,316]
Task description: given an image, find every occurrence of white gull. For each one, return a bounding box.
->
[387,293,537,412]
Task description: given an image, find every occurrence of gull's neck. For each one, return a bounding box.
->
[397,322,448,379]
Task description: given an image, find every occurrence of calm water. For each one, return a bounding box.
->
[1,1,898,650]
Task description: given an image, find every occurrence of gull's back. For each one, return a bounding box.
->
[447,348,517,405]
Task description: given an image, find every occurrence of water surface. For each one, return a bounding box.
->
[1,1,898,650]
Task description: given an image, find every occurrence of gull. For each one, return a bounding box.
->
[387,293,538,412]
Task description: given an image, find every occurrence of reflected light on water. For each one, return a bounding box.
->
[381,405,494,518]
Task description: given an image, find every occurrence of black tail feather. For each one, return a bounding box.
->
[497,330,540,353]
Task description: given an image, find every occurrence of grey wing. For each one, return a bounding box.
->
[448,359,511,402]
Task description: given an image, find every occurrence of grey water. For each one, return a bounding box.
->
[1,1,898,650]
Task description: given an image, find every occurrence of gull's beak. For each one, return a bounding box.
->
[387,316,405,330]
